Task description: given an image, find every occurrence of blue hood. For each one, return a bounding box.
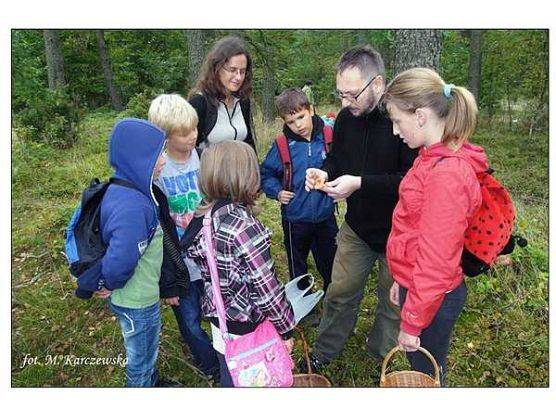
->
[109,118,166,200]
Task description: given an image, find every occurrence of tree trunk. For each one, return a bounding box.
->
[342,30,352,51]
[96,30,123,111]
[468,29,484,102]
[392,29,443,77]
[255,31,276,126]
[355,30,367,45]
[261,60,276,126]
[43,30,67,90]
[185,30,205,89]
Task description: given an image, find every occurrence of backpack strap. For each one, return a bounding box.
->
[323,125,333,154]
[275,134,293,192]
[108,177,139,190]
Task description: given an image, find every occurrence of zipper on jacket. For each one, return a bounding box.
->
[309,141,316,222]
[221,99,240,140]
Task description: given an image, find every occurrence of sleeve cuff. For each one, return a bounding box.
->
[281,329,294,340]
[400,320,422,337]
[160,285,179,299]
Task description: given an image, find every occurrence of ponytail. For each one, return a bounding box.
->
[443,85,478,149]
[383,68,478,149]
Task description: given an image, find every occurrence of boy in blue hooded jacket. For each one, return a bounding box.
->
[76,118,167,387]
[261,89,337,292]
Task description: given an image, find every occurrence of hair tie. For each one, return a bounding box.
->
[443,84,455,98]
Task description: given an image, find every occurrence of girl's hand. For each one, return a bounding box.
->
[398,330,420,352]
[390,282,400,306]
[283,338,294,354]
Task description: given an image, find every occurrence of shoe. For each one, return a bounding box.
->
[298,353,328,374]
[155,377,184,387]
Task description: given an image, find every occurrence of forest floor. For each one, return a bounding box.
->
[11,106,548,387]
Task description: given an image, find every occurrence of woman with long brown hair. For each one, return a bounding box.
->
[189,36,257,152]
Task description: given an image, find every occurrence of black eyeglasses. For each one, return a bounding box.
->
[336,75,379,102]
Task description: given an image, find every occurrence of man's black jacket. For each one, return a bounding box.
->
[322,106,418,253]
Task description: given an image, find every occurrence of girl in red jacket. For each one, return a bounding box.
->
[383,68,486,385]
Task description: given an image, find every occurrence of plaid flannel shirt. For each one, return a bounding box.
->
[187,203,295,336]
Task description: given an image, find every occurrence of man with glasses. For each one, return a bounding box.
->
[303,45,418,372]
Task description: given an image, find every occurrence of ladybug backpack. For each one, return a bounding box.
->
[275,125,333,192]
[438,155,527,277]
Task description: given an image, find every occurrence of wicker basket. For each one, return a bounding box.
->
[292,329,332,387]
[379,346,441,388]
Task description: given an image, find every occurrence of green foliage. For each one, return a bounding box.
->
[117,88,160,120]
[12,29,548,146]
[11,30,48,113]
[481,30,548,132]
[14,89,82,148]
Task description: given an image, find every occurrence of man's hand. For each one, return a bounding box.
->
[277,190,295,205]
[321,175,361,201]
[305,168,328,191]
[398,330,420,352]
[94,288,112,299]
[390,281,400,306]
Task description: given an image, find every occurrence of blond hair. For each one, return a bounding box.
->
[196,140,261,215]
[148,94,198,137]
[383,68,478,149]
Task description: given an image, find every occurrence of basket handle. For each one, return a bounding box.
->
[295,327,313,374]
[380,345,441,386]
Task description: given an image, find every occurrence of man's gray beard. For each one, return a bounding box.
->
[364,90,382,115]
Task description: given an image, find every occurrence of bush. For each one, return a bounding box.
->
[117,88,160,120]
[14,89,82,148]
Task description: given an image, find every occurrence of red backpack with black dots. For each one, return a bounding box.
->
[461,168,527,276]
[437,156,527,277]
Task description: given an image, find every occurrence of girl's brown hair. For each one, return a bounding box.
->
[383,68,478,149]
[190,36,253,105]
[196,140,261,215]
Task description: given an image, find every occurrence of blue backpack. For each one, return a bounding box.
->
[65,177,139,283]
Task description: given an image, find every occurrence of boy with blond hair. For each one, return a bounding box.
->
[149,94,219,378]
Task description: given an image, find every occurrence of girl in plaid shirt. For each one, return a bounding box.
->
[186,140,295,386]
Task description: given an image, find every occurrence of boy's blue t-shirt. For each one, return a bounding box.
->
[155,151,203,281]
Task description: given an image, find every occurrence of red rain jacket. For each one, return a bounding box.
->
[387,142,486,336]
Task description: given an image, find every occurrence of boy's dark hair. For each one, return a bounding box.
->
[306,80,313,86]
[336,45,385,80]
[275,88,311,118]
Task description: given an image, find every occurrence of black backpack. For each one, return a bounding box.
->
[65,177,139,279]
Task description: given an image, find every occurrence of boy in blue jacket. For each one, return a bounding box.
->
[76,118,167,387]
[261,89,337,292]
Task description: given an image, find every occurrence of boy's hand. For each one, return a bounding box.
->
[94,288,112,299]
[278,190,295,205]
[164,297,180,306]
[305,168,328,191]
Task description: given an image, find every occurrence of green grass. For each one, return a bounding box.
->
[11,108,548,387]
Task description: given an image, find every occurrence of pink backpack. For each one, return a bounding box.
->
[202,212,294,387]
